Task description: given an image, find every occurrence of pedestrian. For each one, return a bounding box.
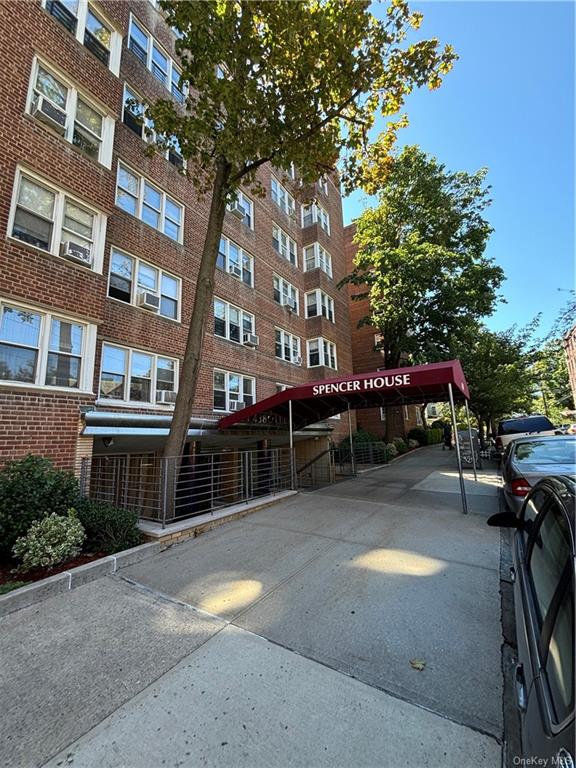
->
[442,422,453,451]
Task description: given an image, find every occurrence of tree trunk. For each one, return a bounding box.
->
[163,157,231,463]
[419,404,428,429]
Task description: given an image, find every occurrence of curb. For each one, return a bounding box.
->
[0,541,161,619]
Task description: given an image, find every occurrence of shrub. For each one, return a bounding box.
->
[392,437,407,454]
[386,443,398,458]
[12,511,85,572]
[426,428,443,445]
[431,419,445,430]
[0,455,80,556]
[76,499,142,554]
[408,439,419,449]
[407,427,426,445]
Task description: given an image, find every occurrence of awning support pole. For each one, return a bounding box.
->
[448,382,468,515]
[348,403,356,476]
[464,400,478,481]
[289,399,296,490]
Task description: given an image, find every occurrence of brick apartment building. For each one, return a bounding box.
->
[563,324,576,409]
[0,0,355,480]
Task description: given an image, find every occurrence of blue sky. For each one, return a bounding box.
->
[342,1,575,338]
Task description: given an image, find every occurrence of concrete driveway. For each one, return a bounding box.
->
[0,446,503,768]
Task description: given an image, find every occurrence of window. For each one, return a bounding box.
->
[216,236,254,286]
[128,15,187,103]
[122,85,185,170]
[9,168,105,271]
[545,586,574,724]
[272,224,297,266]
[108,248,180,321]
[44,1,121,75]
[0,300,95,391]
[213,369,255,411]
[305,290,334,322]
[116,163,183,242]
[303,243,332,278]
[226,191,254,229]
[307,337,337,369]
[99,343,177,404]
[27,59,114,167]
[318,177,329,195]
[213,298,254,344]
[275,328,301,364]
[302,202,330,234]
[271,176,295,216]
[273,275,299,312]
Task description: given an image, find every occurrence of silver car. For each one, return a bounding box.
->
[501,436,576,515]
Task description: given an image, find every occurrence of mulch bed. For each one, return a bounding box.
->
[0,551,106,588]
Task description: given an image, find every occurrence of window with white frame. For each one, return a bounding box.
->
[213,369,255,411]
[301,202,330,234]
[216,236,253,286]
[307,337,337,369]
[9,168,105,271]
[275,328,301,364]
[213,298,254,344]
[303,243,332,278]
[128,15,186,103]
[318,177,329,195]
[0,299,95,391]
[116,163,183,242]
[226,191,254,229]
[416,408,423,426]
[273,275,299,312]
[271,176,295,216]
[27,58,114,168]
[272,224,297,266]
[43,1,121,75]
[122,85,185,170]
[305,290,334,322]
[108,248,180,321]
[99,343,177,404]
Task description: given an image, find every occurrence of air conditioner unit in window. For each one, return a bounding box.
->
[293,355,303,366]
[156,390,178,405]
[229,202,247,220]
[228,264,242,278]
[31,94,67,134]
[229,401,246,412]
[136,291,160,312]
[60,241,92,266]
[285,297,297,311]
[243,333,259,348]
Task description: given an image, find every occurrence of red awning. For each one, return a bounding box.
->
[218,360,470,431]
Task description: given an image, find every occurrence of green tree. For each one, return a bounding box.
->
[147,0,456,460]
[342,146,505,372]
[532,338,574,423]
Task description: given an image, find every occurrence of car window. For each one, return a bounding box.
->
[527,499,571,626]
[499,416,555,435]
[545,584,574,724]
[521,489,548,544]
[514,438,576,465]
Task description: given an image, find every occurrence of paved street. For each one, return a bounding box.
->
[0,446,504,768]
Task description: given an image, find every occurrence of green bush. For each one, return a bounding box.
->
[12,510,85,572]
[76,499,142,554]
[426,428,443,445]
[408,439,419,449]
[0,455,80,556]
[407,427,427,445]
[386,442,398,458]
[392,437,407,454]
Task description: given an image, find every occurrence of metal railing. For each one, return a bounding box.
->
[297,442,389,488]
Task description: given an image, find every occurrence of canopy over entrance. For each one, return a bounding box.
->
[218,360,470,432]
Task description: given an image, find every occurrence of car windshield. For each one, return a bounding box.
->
[499,416,555,435]
[514,438,576,465]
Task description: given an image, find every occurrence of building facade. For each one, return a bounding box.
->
[563,324,576,410]
[0,0,355,475]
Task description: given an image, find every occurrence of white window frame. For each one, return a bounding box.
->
[303,242,333,278]
[0,297,96,393]
[217,235,254,287]
[128,14,187,104]
[98,342,179,406]
[275,327,301,365]
[8,166,107,273]
[273,275,299,313]
[26,56,115,168]
[226,191,254,229]
[272,223,297,267]
[301,202,330,234]
[42,0,122,76]
[305,289,334,322]
[115,162,184,243]
[307,337,337,369]
[271,176,295,217]
[318,177,329,195]
[213,297,255,344]
[107,246,181,322]
[213,368,255,412]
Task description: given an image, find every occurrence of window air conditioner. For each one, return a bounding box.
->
[285,297,297,311]
[229,401,246,412]
[229,202,247,220]
[60,241,92,266]
[228,264,242,278]
[156,390,178,405]
[243,333,259,348]
[136,291,160,312]
[293,355,302,366]
[31,94,67,134]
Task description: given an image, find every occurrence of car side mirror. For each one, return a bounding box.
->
[487,511,523,528]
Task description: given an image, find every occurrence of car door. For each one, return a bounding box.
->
[516,491,575,762]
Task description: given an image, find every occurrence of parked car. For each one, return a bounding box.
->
[495,415,558,453]
[501,436,576,515]
[488,477,575,767]
[568,424,576,435]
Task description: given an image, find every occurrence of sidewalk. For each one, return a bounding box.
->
[0,446,503,768]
